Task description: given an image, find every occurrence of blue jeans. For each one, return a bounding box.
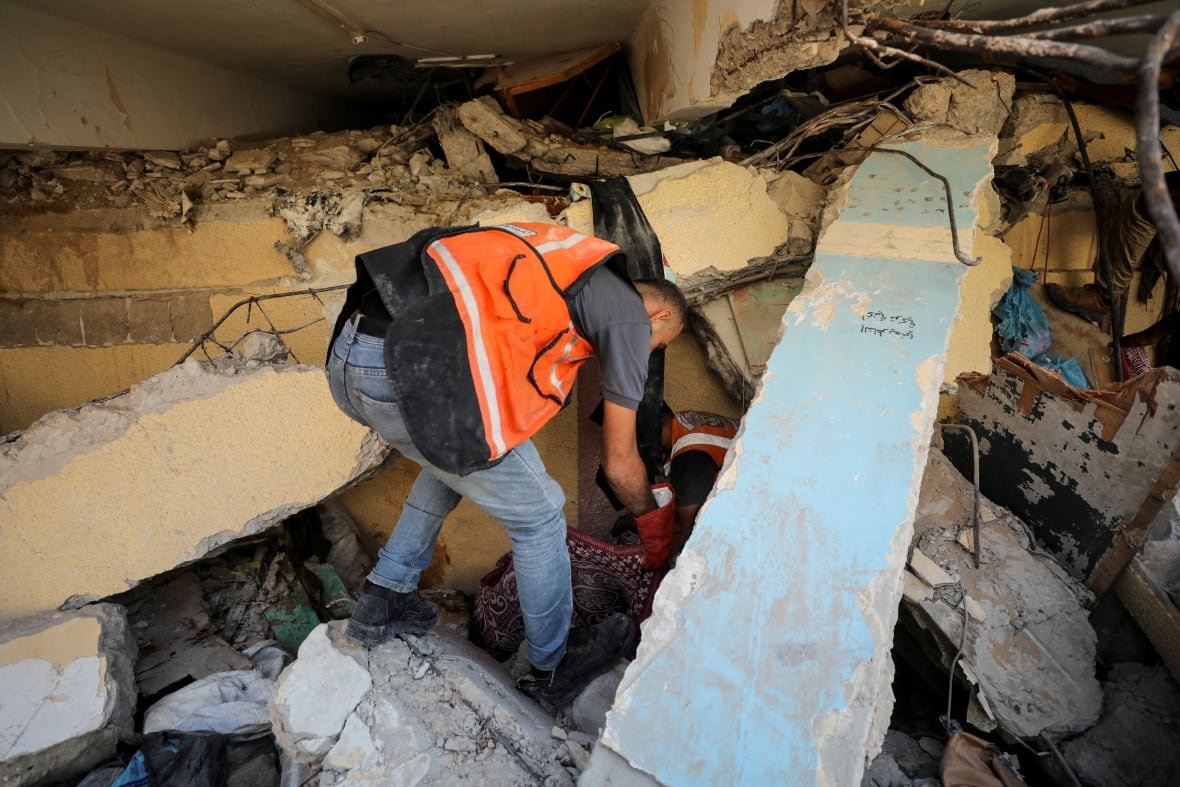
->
[326,316,572,670]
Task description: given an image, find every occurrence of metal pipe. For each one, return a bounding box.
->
[941,423,981,568]
[1043,733,1084,787]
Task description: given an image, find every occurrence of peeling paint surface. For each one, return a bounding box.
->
[600,139,992,785]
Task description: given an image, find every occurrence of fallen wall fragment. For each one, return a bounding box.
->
[951,360,1180,581]
[0,604,137,786]
[585,128,996,785]
[0,360,390,621]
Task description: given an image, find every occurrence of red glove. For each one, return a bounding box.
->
[635,483,675,570]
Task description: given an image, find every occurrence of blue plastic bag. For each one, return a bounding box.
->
[1033,353,1091,388]
[993,268,1053,358]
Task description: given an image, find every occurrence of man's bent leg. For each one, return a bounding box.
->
[438,441,572,671]
[369,471,461,592]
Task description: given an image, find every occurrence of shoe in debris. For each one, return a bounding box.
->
[519,612,638,707]
[346,580,438,646]
[1045,283,1111,323]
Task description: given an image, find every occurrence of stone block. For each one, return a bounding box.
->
[33,299,83,346]
[0,362,390,620]
[224,149,277,174]
[0,604,137,786]
[127,297,174,343]
[0,300,41,347]
[79,298,130,346]
[169,293,213,342]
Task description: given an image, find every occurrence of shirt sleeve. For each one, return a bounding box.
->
[594,321,651,410]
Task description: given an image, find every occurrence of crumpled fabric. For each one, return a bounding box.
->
[993,268,1052,358]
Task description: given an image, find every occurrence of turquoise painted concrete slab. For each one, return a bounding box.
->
[602,138,994,786]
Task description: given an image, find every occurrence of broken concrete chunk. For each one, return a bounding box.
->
[907,449,1102,739]
[457,97,530,156]
[271,624,371,759]
[272,621,571,784]
[0,604,137,786]
[224,149,277,174]
[903,70,1015,137]
[144,151,182,170]
[50,165,113,183]
[300,145,361,172]
[432,106,497,183]
[908,547,954,587]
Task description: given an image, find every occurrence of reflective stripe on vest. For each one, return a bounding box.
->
[670,432,734,459]
[667,411,739,470]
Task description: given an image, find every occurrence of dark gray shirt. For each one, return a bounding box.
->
[569,267,651,410]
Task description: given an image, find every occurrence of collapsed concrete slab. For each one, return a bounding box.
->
[0,604,136,786]
[904,449,1102,738]
[0,360,390,621]
[584,128,996,785]
[270,622,573,784]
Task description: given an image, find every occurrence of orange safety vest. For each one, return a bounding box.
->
[666,411,739,471]
[337,222,630,475]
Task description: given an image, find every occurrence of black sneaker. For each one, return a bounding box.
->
[346,580,438,646]
[520,612,638,706]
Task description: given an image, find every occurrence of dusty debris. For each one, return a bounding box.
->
[120,571,253,700]
[1049,662,1180,787]
[905,448,1102,739]
[456,96,684,179]
[271,622,574,784]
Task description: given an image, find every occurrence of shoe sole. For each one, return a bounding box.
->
[539,620,638,706]
[346,616,437,646]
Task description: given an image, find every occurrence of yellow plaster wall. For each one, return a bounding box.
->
[0,366,377,621]
[0,211,294,293]
[566,159,790,278]
[0,343,187,434]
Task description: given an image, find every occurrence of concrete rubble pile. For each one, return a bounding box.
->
[0,96,689,225]
[270,621,610,785]
[903,448,1103,738]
